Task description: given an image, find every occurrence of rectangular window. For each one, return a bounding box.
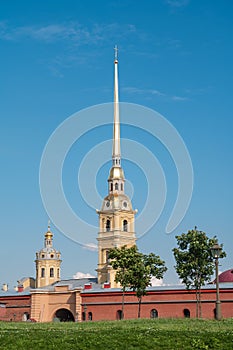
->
[50,268,54,277]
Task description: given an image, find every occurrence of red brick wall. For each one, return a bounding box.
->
[1,287,233,322]
[0,295,31,321]
[0,305,6,318]
[81,288,233,321]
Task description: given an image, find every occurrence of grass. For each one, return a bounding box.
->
[0,318,233,350]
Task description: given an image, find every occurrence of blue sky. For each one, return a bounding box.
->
[0,0,232,287]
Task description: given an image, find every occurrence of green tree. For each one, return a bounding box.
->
[129,252,167,318]
[109,245,167,319]
[173,227,226,318]
[108,245,138,319]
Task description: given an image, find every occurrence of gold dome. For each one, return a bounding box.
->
[45,229,53,239]
[108,166,125,180]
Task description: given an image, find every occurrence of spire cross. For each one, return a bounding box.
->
[114,45,118,60]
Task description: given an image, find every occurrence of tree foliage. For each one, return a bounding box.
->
[173,227,226,318]
[109,245,167,318]
[108,245,138,319]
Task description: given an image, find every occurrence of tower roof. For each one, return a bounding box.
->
[35,222,61,259]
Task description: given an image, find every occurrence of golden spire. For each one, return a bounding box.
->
[108,46,125,191]
[112,45,121,168]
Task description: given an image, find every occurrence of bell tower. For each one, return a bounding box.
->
[35,222,62,288]
[96,47,137,287]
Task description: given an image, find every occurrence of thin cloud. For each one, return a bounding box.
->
[171,95,189,101]
[0,21,139,45]
[82,243,98,252]
[185,86,212,95]
[165,0,190,7]
[123,86,188,102]
[122,86,165,97]
[0,21,141,77]
[0,22,99,43]
[73,271,95,279]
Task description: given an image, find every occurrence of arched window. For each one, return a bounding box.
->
[88,312,93,321]
[110,183,113,191]
[22,312,30,321]
[57,268,60,278]
[116,310,123,320]
[150,309,158,319]
[41,268,45,278]
[115,183,118,191]
[106,220,111,232]
[183,309,190,318]
[123,220,128,232]
[50,267,54,278]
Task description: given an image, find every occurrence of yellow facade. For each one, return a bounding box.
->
[35,225,61,288]
[97,206,136,287]
[30,284,82,322]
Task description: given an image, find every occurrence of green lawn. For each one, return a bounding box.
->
[0,318,233,350]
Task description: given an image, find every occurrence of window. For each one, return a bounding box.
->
[41,268,45,278]
[115,183,118,191]
[82,312,86,321]
[50,254,54,258]
[183,309,190,318]
[121,183,123,191]
[57,268,60,278]
[22,312,30,321]
[106,251,109,263]
[106,220,110,232]
[50,267,54,278]
[150,309,158,319]
[116,310,123,320]
[110,183,113,191]
[41,254,45,258]
[88,312,93,321]
[123,220,128,232]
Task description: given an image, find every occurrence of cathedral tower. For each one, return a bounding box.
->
[96,47,137,287]
[35,223,61,288]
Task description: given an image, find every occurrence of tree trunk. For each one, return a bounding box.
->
[195,288,202,318]
[122,287,125,320]
[138,297,142,319]
[195,289,198,318]
[198,289,202,319]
